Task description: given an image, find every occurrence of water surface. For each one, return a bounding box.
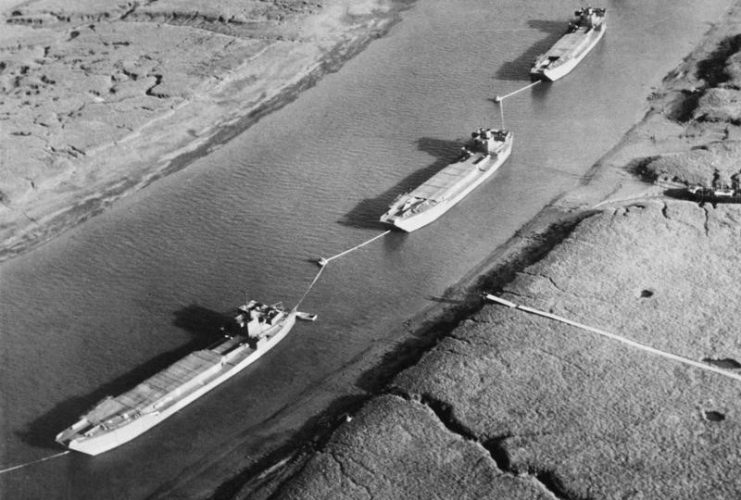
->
[0,0,732,497]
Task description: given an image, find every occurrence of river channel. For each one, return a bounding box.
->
[0,0,732,497]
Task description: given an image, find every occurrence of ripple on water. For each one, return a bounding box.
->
[0,0,735,497]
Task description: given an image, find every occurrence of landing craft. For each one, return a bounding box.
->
[56,300,312,455]
[530,7,606,82]
[380,128,513,232]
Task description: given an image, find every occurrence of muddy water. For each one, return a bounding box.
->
[0,0,733,498]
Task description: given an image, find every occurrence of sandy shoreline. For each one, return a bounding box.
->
[0,0,411,261]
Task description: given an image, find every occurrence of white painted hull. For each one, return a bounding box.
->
[531,24,605,82]
[64,312,297,455]
[382,138,512,232]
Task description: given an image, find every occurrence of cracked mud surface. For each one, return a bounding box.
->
[258,3,741,499]
[1,0,314,199]
[391,201,741,499]
[5,1,741,498]
[0,0,403,259]
[274,201,741,500]
[277,394,554,500]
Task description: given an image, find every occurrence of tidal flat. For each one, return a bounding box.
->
[0,0,408,260]
[2,0,741,499]
[261,2,741,499]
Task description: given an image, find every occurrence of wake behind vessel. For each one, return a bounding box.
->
[56,300,308,455]
[530,7,606,82]
[380,128,513,232]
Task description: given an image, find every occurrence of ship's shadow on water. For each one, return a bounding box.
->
[339,137,465,229]
[17,305,229,450]
[496,20,565,81]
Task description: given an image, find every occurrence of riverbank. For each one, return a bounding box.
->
[241,3,741,499]
[0,0,409,261]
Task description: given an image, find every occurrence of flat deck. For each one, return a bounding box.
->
[86,349,223,423]
[410,156,483,201]
[546,29,593,58]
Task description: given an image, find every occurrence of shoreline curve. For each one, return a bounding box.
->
[0,0,413,262]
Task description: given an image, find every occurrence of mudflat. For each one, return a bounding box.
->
[0,0,404,259]
[4,1,741,498]
[260,2,741,499]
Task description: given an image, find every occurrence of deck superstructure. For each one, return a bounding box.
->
[56,300,299,455]
[530,7,606,82]
[380,128,513,232]
[687,185,741,203]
